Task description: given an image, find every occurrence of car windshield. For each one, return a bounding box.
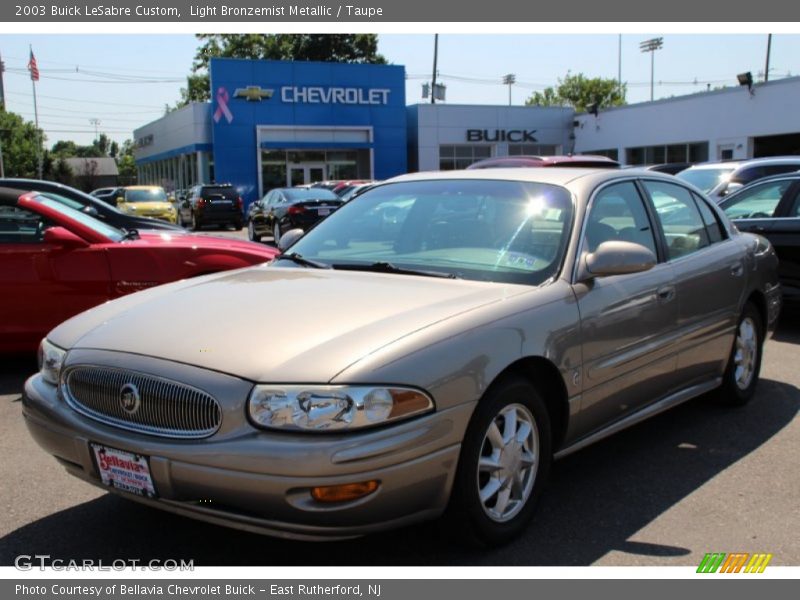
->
[126,188,167,203]
[677,167,734,193]
[283,179,574,286]
[34,195,125,241]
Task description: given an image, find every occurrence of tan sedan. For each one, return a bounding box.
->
[24,168,781,544]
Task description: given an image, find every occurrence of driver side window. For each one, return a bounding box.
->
[0,205,47,244]
[584,182,657,255]
[721,179,791,220]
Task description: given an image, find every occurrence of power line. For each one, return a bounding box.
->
[5,90,165,109]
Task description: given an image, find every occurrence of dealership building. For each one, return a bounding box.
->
[133,59,800,206]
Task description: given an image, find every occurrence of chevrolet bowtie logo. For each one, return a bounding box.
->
[233,86,274,101]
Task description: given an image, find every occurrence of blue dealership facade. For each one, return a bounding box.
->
[134,59,407,206]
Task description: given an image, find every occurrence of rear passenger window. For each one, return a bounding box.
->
[692,193,726,243]
[584,182,657,255]
[644,180,709,259]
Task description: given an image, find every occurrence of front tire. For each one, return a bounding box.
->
[716,301,764,406]
[448,375,552,546]
[247,221,260,242]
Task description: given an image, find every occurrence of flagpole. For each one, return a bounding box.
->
[30,45,42,179]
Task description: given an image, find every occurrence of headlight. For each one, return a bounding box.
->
[37,339,67,386]
[248,385,434,432]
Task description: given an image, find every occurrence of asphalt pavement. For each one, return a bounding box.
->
[1,251,798,566]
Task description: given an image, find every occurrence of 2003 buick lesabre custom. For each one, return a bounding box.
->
[23,168,782,544]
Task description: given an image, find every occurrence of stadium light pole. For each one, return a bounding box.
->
[502,74,516,106]
[639,37,663,102]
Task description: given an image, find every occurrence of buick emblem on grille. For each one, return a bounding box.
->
[119,383,141,415]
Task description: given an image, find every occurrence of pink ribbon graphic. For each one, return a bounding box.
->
[213,87,233,124]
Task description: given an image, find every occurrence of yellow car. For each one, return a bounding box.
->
[116,186,178,224]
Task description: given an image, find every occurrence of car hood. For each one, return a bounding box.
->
[130,231,276,256]
[50,266,528,382]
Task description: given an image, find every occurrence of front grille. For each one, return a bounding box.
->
[63,366,221,439]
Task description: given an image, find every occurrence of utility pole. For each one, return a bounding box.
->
[502,74,516,106]
[0,51,6,112]
[431,34,439,105]
[90,118,100,142]
[765,34,772,82]
[639,37,664,102]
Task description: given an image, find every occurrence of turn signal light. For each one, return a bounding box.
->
[310,481,379,503]
[287,205,306,215]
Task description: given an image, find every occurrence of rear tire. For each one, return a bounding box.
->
[447,375,552,546]
[716,301,764,406]
[273,223,281,246]
[190,213,200,231]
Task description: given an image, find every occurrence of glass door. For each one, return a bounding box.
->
[288,164,326,186]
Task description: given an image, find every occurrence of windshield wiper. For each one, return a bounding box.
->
[332,261,457,279]
[275,252,331,269]
[121,228,140,240]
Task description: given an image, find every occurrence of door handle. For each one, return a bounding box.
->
[657,285,676,303]
[731,262,744,277]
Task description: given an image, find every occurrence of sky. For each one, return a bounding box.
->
[1,33,798,148]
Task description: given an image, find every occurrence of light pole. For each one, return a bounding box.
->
[639,37,663,102]
[89,118,100,142]
[502,74,516,106]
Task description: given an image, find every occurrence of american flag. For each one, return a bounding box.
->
[28,48,39,82]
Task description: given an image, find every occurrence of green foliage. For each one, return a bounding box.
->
[0,110,46,178]
[51,156,74,185]
[175,34,387,106]
[526,73,626,113]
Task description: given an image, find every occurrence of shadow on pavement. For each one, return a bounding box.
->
[2,378,797,566]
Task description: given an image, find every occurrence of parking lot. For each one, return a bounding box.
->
[1,263,798,566]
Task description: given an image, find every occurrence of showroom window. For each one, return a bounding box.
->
[439,145,492,170]
[508,144,558,156]
[626,142,708,165]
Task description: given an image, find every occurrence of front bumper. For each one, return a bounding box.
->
[22,356,471,540]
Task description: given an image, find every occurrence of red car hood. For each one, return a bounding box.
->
[131,232,276,256]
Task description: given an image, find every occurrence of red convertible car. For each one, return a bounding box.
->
[0,188,278,353]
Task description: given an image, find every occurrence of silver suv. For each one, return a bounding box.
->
[678,156,800,200]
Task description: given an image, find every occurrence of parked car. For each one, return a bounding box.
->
[331,180,374,197]
[247,187,342,244]
[678,157,800,199]
[644,162,693,175]
[179,183,244,231]
[466,154,620,169]
[0,187,277,353]
[0,179,184,231]
[116,186,177,224]
[340,182,378,203]
[90,187,121,206]
[23,168,780,544]
[718,172,800,303]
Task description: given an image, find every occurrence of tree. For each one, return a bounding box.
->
[51,157,74,185]
[526,73,626,113]
[0,111,46,178]
[175,34,387,106]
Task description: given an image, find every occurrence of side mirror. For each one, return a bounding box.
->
[277,228,304,252]
[43,226,89,249]
[723,182,743,196]
[82,206,99,217]
[581,240,656,280]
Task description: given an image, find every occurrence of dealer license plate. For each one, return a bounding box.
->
[318,208,331,216]
[91,443,157,498]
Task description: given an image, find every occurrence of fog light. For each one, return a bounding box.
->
[310,481,379,503]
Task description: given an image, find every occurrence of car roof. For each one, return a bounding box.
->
[387,167,670,189]
[466,155,620,169]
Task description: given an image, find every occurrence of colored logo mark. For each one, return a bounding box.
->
[233,86,275,102]
[697,552,773,573]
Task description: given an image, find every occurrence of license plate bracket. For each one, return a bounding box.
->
[90,443,157,498]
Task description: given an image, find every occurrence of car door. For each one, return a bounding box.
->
[572,180,679,437]
[0,204,111,352]
[642,179,745,385]
[720,177,800,300]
